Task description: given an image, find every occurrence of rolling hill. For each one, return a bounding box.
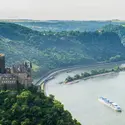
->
[0,22,125,78]
[14,20,125,32]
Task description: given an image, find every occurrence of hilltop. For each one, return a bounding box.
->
[14,20,125,32]
[0,22,125,78]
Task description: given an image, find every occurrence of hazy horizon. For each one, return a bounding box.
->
[0,18,124,21]
[0,0,124,20]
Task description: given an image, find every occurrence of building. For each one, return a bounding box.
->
[5,67,11,73]
[11,61,33,88]
[0,74,17,89]
[0,54,5,73]
[0,54,33,90]
[14,73,32,88]
[11,61,32,76]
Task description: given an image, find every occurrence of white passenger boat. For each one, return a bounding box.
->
[98,97,122,112]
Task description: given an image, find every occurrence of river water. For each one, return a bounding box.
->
[45,63,125,125]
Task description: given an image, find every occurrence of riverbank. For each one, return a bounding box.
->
[64,72,117,85]
[35,60,125,95]
[40,82,47,96]
[64,65,125,84]
[35,60,125,85]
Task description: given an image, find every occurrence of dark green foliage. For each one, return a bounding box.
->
[65,66,125,83]
[82,72,91,77]
[101,24,125,45]
[0,22,125,78]
[0,87,81,125]
[109,55,124,62]
[91,70,98,75]
[74,74,81,80]
[65,76,74,82]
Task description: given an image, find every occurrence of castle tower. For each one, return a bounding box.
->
[0,54,5,73]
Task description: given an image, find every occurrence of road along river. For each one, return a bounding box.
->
[44,62,125,125]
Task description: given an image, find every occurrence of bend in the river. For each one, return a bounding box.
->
[37,60,125,125]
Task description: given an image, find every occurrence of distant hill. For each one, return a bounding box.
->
[14,20,125,32]
[0,22,125,78]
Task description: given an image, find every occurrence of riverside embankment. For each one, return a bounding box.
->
[63,72,117,85]
[35,60,125,86]
[34,60,125,96]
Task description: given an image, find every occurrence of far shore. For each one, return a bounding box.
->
[35,60,125,86]
[35,60,125,96]
[63,72,118,85]
[34,60,125,85]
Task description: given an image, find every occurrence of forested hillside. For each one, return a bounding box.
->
[0,22,125,78]
[101,24,125,45]
[0,87,81,125]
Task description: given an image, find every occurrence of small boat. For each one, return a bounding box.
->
[98,97,122,112]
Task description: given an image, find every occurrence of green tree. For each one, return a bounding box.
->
[65,76,73,82]
[0,87,81,125]
[83,72,91,77]
[74,74,81,80]
[114,66,120,72]
[21,119,31,125]
[11,120,18,125]
[91,70,98,75]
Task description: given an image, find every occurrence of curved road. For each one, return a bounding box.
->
[35,60,125,87]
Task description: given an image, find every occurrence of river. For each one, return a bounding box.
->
[45,62,125,125]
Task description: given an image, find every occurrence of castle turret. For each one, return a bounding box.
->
[0,54,5,74]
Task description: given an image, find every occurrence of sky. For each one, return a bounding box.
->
[0,0,124,20]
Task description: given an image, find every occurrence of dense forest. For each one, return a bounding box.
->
[0,22,125,78]
[101,24,125,45]
[0,86,81,125]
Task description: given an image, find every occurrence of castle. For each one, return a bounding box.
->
[0,54,33,90]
